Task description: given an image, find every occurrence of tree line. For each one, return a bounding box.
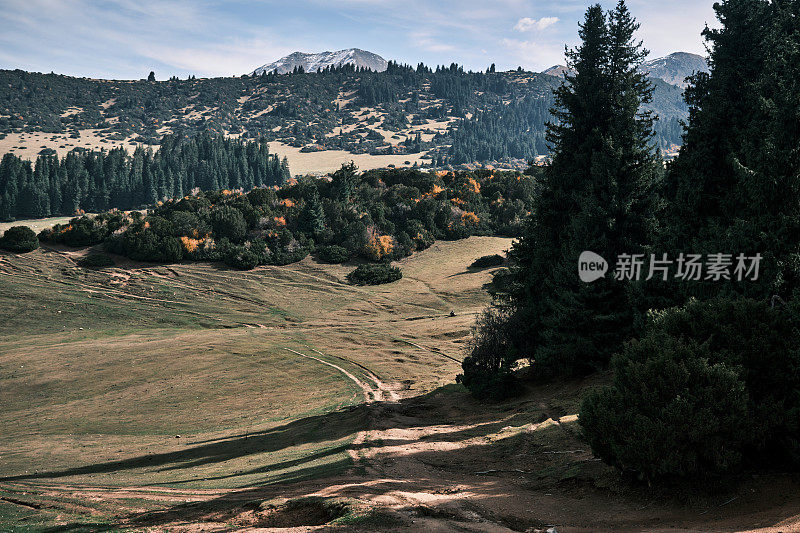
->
[34,164,537,270]
[0,134,289,220]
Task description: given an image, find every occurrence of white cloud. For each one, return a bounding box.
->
[501,38,565,71]
[514,16,559,32]
[410,31,456,53]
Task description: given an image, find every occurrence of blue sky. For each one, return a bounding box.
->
[0,0,718,79]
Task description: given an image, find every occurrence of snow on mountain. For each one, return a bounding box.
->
[541,52,709,89]
[250,49,388,75]
[641,52,708,89]
[541,65,573,78]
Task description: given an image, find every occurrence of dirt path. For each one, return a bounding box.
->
[283,347,393,403]
[304,346,400,402]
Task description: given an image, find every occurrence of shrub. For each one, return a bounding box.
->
[39,216,109,246]
[210,206,247,244]
[318,245,350,264]
[225,247,260,270]
[580,298,800,484]
[457,307,523,400]
[346,263,402,285]
[79,253,115,268]
[470,254,505,268]
[0,226,39,252]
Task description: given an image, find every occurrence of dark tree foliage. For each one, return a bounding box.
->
[580,298,800,484]
[0,225,39,252]
[318,245,350,264]
[39,164,537,269]
[0,133,286,221]
[665,0,800,300]
[346,263,403,285]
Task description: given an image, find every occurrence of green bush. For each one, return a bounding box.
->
[318,245,350,264]
[457,307,523,400]
[580,298,800,484]
[210,206,247,244]
[39,216,110,247]
[346,263,402,285]
[0,225,39,252]
[470,254,505,268]
[78,253,115,268]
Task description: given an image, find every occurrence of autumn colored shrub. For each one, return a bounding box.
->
[362,230,395,261]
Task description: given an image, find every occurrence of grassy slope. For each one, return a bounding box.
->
[0,237,509,492]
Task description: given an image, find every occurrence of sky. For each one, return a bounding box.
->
[0,0,719,80]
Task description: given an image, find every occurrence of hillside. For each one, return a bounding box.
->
[0,62,688,173]
[1,237,798,531]
[541,51,708,89]
[642,51,709,88]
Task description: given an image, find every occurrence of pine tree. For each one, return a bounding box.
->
[665,0,800,299]
[538,1,661,375]
[465,1,661,382]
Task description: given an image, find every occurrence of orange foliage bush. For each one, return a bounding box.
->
[363,230,395,260]
[461,211,480,226]
[180,236,203,253]
[467,177,481,193]
[280,198,296,208]
[274,216,286,226]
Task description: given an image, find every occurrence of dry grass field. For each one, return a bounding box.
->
[1,237,799,532]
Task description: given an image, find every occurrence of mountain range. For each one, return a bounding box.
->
[542,52,709,88]
[251,48,388,75]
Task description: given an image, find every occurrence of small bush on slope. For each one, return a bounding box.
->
[0,225,39,252]
[346,264,402,286]
[469,253,505,269]
[78,253,115,268]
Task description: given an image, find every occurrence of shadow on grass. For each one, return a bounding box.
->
[0,386,472,485]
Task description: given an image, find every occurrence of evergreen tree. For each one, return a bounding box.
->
[464,1,661,382]
[665,0,800,300]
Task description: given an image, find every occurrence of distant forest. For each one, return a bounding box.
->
[0,61,688,168]
[0,134,289,220]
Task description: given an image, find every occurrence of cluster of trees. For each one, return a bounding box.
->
[461,0,800,486]
[0,134,288,220]
[38,163,538,272]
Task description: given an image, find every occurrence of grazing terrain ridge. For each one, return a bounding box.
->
[0,57,689,172]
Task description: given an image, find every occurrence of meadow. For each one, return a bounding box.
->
[1,236,798,531]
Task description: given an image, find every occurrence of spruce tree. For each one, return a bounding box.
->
[466,1,661,381]
[665,0,800,299]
